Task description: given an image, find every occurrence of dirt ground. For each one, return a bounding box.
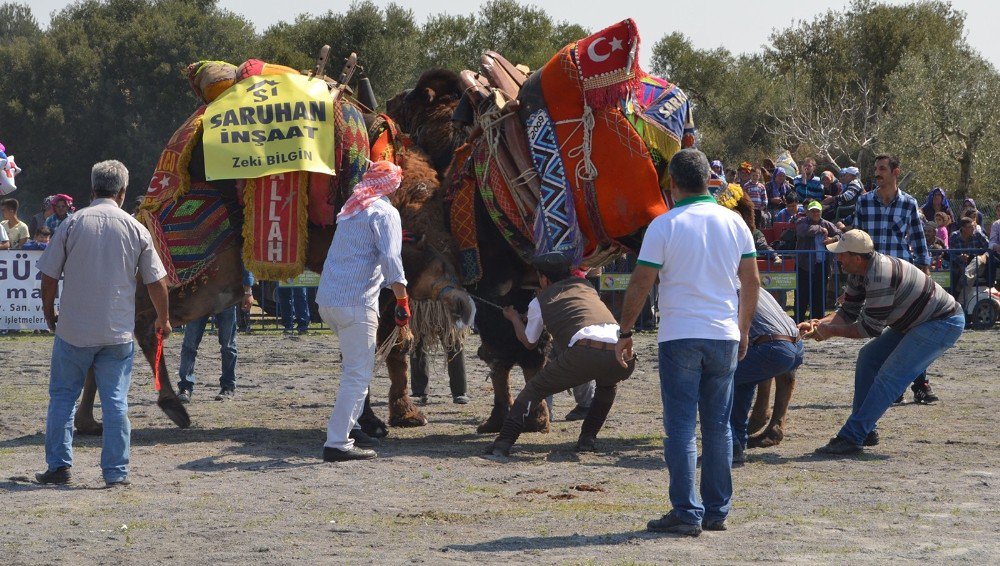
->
[1,327,998,565]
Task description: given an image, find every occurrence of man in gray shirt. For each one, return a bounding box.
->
[35,160,171,487]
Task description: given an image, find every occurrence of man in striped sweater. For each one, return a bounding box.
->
[800,230,965,455]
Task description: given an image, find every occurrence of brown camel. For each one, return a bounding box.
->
[74,89,475,436]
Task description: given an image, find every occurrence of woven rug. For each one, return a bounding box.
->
[524,107,583,264]
[445,144,482,284]
[153,187,240,286]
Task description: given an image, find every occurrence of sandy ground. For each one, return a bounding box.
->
[1,327,998,565]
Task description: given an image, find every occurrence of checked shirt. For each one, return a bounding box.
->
[853,188,930,267]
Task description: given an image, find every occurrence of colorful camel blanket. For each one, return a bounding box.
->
[151,187,241,287]
[538,43,666,251]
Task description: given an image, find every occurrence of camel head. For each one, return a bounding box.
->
[402,234,476,341]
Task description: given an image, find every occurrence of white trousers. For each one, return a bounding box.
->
[319,305,378,450]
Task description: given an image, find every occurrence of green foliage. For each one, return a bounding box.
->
[886,45,1000,201]
[650,33,781,165]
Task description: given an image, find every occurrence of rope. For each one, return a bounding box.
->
[555,105,598,185]
[470,293,505,311]
[153,329,163,391]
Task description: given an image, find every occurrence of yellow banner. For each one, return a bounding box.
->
[203,73,336,181]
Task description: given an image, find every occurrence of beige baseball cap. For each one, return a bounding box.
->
[826,229,874,254]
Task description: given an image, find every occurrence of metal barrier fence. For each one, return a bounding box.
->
[594,248,1000,330]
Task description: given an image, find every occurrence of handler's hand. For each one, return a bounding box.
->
[738,333,749,360]
[502,306,521,323]
[44,310,58,332]
[797,320,816,339]
[154,316,172,339]
[615,337,633,368]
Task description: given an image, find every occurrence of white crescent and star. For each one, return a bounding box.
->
[586,36,625,63]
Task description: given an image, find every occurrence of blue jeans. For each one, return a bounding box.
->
[658,339,739,525]
[278,286,310,331]
[838,312,965,445]
[178,306,238,391]
[45,336,134,482]
[731,340,804,448]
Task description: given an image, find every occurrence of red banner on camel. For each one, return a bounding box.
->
[243,171,307,281]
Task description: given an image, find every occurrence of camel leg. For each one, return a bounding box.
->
[519,364,550,433]
[73,367,103,436]
[748,370,796,448]
[358,394,389,438]
[477,361,514,433]
[747,377,773,437]
[134,299,190,429]
[387,341,427,427]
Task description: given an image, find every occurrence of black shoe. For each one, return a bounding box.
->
[105,478,131,488]
[564,404,590,421]
[214,388,235,401]
[323,446,377,462]
[815,436,863,456]
[297,328,308,335]
[912,383,939,404]
[576,435,596,452]
[452,394,471,404]
[863,430,880,447]
[177,389,192,404]
[703,519,727,531]
[732,443,746,466]
[348,428,380,448]
[35,466,71,485]
[647,512,702,536]
[415,395,429,406]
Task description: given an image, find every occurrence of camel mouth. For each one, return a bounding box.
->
[454,290,476,329]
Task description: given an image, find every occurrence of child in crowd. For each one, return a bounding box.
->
[22,227,51,250]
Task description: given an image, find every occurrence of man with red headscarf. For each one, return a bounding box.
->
[316,161,410,462]
[45,194,75,234]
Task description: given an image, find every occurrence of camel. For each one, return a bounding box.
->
[73,64,475,437]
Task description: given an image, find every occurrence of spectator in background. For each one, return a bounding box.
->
[794,201,842,322]
[277,284,311,335]
[921,187,953,227]
[854,154,936,404]
[820,171,842,198]
[988,205,1000,287]
[794,158,823,204]
[740,162,768,229]
[766,168,791,214]
[773,193,804,224]
[934,211,952,248]
[0,221,8,249]
[45,194,75,234]
[2,198,29,248]
[822,167,864,222]
[710,160,726,184]
[956,198,984,230]
[176,269,255,403]
[29,195,54,238]
[923,221,947,270]
[22,227,52,250]
[949,217,989,298]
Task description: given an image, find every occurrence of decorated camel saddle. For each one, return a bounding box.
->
[137,56,372,287]
[447,19,695,282]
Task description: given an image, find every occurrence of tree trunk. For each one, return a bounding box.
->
[956,147,974,200]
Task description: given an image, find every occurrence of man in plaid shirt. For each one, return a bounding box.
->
[851,154,938,404]
[852,155,931,271]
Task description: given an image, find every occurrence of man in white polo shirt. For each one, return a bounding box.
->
[617,148,760,536]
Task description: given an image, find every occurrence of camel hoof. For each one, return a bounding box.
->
[747,426,783,449]
[389,413,429,427]
[477,406,508,434]
[358,414,390,439]
[75,421,103,436]
[158,397,191,429]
